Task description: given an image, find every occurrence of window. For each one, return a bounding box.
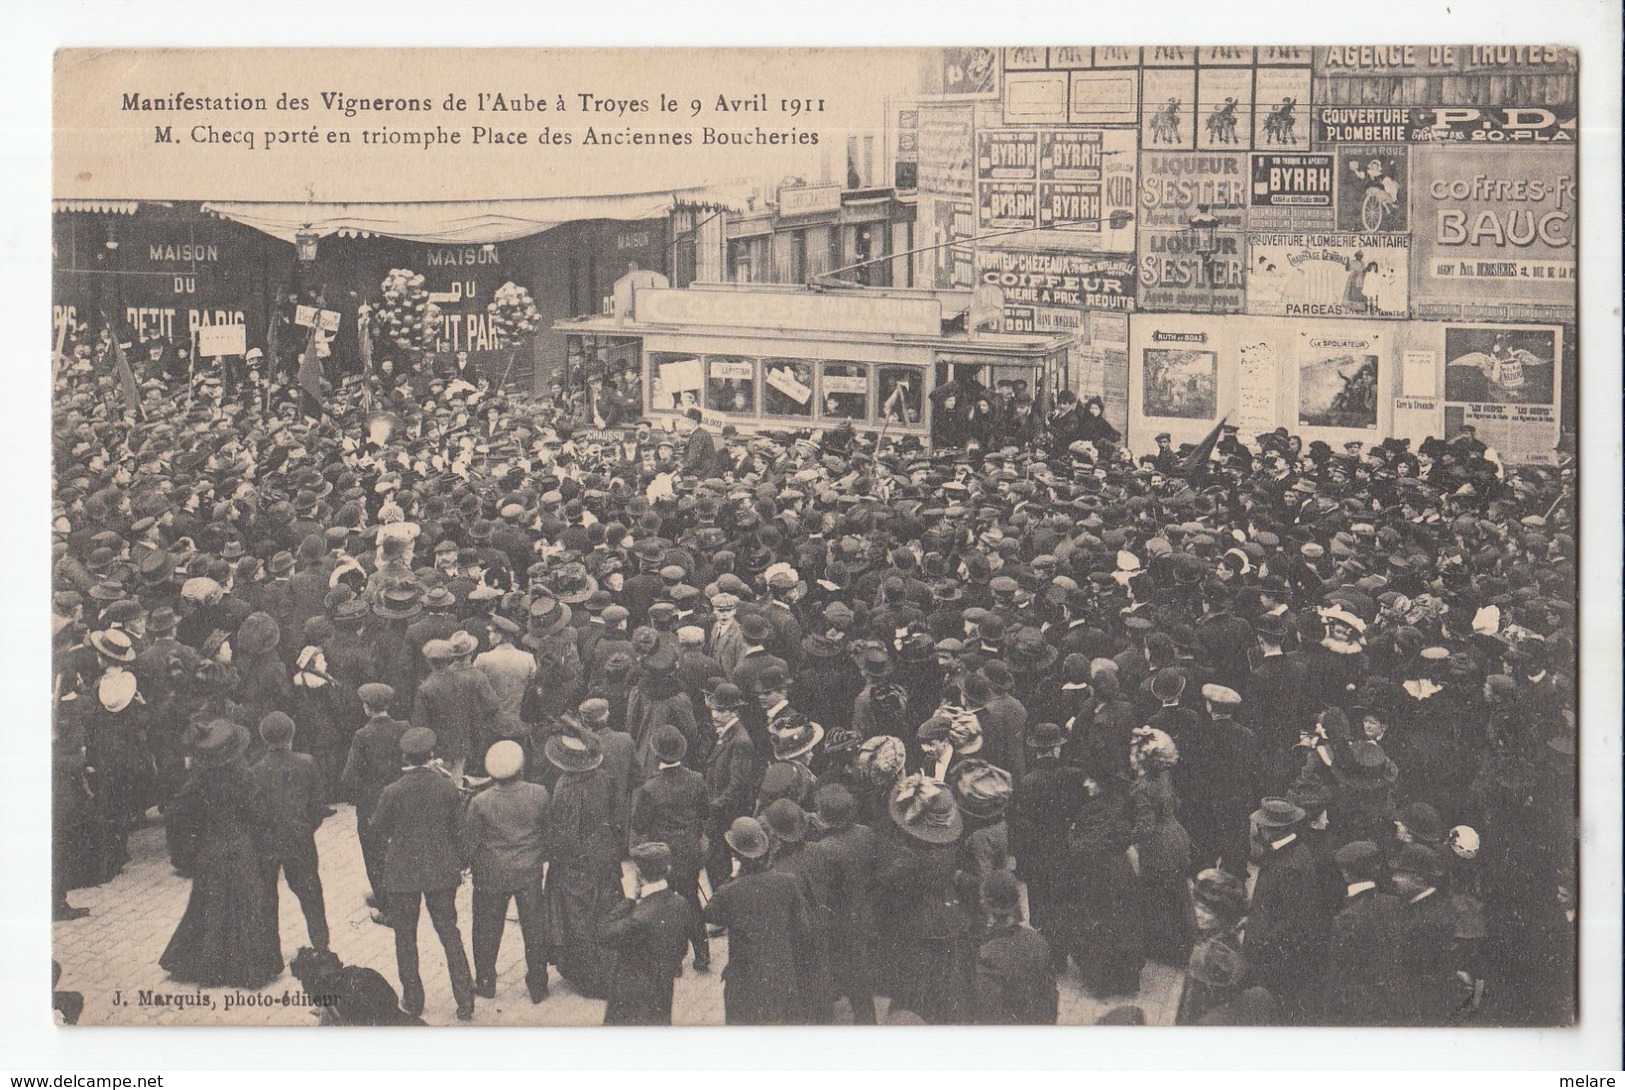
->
[705,355,757,414]
[789,230,808,284]
[877,365,924,425]
[648,352,703,414]
[762,357,816,418]
[820,362,870,420]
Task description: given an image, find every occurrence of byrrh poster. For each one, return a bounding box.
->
[38,28,1603,1056]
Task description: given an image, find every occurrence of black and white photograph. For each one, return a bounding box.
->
[18,7,1621,1075]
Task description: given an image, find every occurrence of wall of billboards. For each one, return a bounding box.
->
[908,43,1576,461]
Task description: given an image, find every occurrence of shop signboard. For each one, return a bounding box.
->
[975,249,1135,333]
[1314,105,1577,146]
[1410,146,1576,308]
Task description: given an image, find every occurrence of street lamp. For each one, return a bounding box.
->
[1188,203,1219,308]
[295,228,320,263]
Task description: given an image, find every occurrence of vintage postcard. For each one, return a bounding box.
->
[49,43,1582,1032]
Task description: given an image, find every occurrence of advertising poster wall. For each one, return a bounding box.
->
[1196,67,1253,149]
[1127,314,1402,450]
[1246,232,1409,318]
[976,128,1136,252]
[1410,146,1576,310]
[940,47,1000,98]
[1136,150,1247,312]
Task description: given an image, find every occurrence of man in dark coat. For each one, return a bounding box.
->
[1247,614,1313,793]
[340,683,407,919]
[368,727,476,1021]
[1008,722,1088,970]
[808,783,878,1024]
[703,816,809,1024]
[249,712,329,952]
[974,871,1058,1024]
[702,683,758,892]
[600,841,694,1025]
[413,639,500,779]
[1245,797,1337,1025]
[1179,685,1262,876]
[629,726,711,971]
[1390,843,1468,1026]
[1322,839,1404,1025]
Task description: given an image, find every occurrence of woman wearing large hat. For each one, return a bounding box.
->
[873,773,973,1024]
[159,720,283,988]
[540,730,619,1000]
[1128,726,1197,967]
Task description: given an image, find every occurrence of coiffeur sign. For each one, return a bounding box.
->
[975,249,1135,333]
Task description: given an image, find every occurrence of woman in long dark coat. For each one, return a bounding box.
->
[160,720,283,988]
[1129,727,1197,966]
[541,733,624,999]
[1069,775,1147,999]
[873,774,973,1023]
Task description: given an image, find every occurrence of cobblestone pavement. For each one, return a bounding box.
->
[53,805,1184,1027]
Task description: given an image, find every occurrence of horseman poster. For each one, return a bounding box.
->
[1252,67,1311,148]
[1195,66,1252,150]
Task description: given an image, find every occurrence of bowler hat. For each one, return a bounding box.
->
[258,711,296,746]
[761,798,807,843]
[1007,629,1058,671]
[1332,840,1384,881]
[1392,842,1444,879]
[652,724,689,764]
[1396,802,1447,845]
[737,611,774,643]
[724,816,770,859]
[707,682,747,710]
[1026,721,1068,750]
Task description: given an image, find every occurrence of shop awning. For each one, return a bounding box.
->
[201,186,749,246]
[52,200,144,215]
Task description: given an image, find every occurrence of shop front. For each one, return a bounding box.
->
[555,281,1069,446]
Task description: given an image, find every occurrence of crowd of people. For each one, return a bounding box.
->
[52,331,1577,1026]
